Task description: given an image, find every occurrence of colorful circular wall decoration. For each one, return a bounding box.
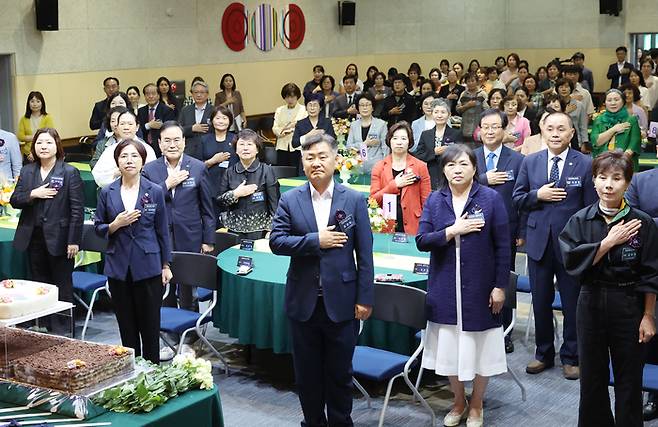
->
[221,2,249,52]
[280,4,305,49]
[251,3,278,52]
[221,3,305,51]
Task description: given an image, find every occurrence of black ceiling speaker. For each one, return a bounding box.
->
[338,1,355,26]
[600,0,622,16]
[36,0,59,31]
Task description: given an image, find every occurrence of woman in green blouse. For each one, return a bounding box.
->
[590,88,642,171]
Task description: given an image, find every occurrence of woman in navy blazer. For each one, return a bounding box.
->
[95,139,171,364]
[416,144,510,427]
[11,127,83,334]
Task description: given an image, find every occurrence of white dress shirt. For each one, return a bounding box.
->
[546,147,569,181]
[165,156,182,197]
[483,144,503,170]
[310,178,334,232]
[92,137,157,188]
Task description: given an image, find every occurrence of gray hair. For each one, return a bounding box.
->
[191,81,209,92]
[430,98,451,113]
[301,130,338,153]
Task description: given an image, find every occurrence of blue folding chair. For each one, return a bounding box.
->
[197,231,241,303]
[72,224,110,340]
[352,283,435,427]
[160,251,229,375]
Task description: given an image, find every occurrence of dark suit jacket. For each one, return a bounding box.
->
[606,62,634,89]
[332,93,358,120]
[269,182,374,323]
[416,182,510,331]
[414,126,463,189]
[177,102,213,160]
[142,155,216,252]
[89,98,108,131]
[512,148,597,262]
[626,168,658,226]
[11,160,84,256]
[291,116,336,149]
[520,106,539,135]
[381,92,416,127]
[475,145,526,239]
[138,103,176,157]
[94,177,171,282]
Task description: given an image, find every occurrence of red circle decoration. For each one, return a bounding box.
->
[281,4,305,49]
[222,2,248,52]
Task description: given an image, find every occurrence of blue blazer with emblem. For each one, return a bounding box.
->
[416,181,510,331]
[626,168,658,227]
[142,154,216,252]
[475,145,525,239]
[94,177,171,282]
[512,148,597,262]
[269,181,374,323]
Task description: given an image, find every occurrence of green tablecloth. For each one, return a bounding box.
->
[69,162,98,208]
[213,233,429,355]
[639,153,658,170]
[0,387,223,427]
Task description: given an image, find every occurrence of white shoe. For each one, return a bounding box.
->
[466,408,484,427]
[159,346,175,361]
[443,404,468,426]
[180,344,196,357]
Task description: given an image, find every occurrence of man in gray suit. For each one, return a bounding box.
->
[178,81,213,160]
[332,75,359,120]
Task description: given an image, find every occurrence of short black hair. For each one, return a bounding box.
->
[313,65,324,73]
[210,105,234,129]
[103,77,119,87]
[440,144,477,186]
[592,150,634,182]
[555,78,574,93]
[616,46,628,53]
[514,86,530,97]
[342,74,356,84]
[232,128,262,154]
[113,139,146,167]
[392,73,406,84]
[105,92,131,111]
[479,108,508,128]
[126,85,140,97]
[105,106,128,130]
[320,75,335,90]
[357,92,375,107]
[305,92,325,109]
[280,83,301,99]
[620,83,641,102]
[572,52,585,60]
[160,120,184,136]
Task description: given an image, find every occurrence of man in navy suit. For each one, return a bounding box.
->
[138,83,176,157]
[606,46,635,89]
[475,108,525,353]
[270,131,374,426]
[513,111,597,380]
[177,81,213,160]
[89,76,119,131]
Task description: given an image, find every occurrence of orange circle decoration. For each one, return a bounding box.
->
[222,2,248,52]
[280,4,305,49]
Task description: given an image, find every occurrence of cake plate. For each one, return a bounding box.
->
[0,301,74,338]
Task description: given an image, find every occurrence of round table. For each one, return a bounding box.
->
[213,233,429,355]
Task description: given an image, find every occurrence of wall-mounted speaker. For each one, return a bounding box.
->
[35,0,58,31]
[338,1,355,26]
[599,0,622,16]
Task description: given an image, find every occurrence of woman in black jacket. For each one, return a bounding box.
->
[217,129,280,240]
[10,127,83,333]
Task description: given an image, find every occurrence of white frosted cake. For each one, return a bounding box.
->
[0,280,59,319]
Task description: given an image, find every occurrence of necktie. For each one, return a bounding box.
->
[549,156,561,182]
[486,152,496,172]
[147,107,155,145]
[347,95,352,105]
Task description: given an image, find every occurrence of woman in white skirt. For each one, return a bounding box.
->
[416,144,511,427]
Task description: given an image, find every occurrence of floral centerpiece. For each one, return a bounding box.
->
[331,117,352,147]
[367,197,396,233]
[0,178,16,218]
[335,147,363,185]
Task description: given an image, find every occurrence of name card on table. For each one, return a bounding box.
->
[413,263,430,275]
[237,256,254,268]
[382,194,397,220]
[392,232,408,243]
[649,122,658,138]
[240,239,254,251]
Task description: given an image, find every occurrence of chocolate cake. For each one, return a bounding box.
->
[0,327,67,377]
[13,340,134,393]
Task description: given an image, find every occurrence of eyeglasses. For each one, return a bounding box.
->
[481,125,502,131]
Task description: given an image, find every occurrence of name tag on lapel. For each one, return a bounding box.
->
[181,177,196,188]
[505,170,515,181]
[218,160,229,168]
[565,176,582,187]
[49,176,64,191]
[251,191,265,202]
[339,214,355,231]
[468,204,485,221]
[143,203,157,214]
[621,247,638,262]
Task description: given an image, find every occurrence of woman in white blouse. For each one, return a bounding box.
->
[640,59,658,111]
[272,83,307,167]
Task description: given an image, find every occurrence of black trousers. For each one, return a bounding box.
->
[289,297,359,427]
[27,227,74,335]
[109,271,163,364]
[501,240,517,338]
[528,236,580,365]
[577,286,646,427]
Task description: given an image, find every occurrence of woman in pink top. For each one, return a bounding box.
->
[501,95,530,150]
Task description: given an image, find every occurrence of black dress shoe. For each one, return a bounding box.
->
[644,399,658,421]
[504,337,514,354]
